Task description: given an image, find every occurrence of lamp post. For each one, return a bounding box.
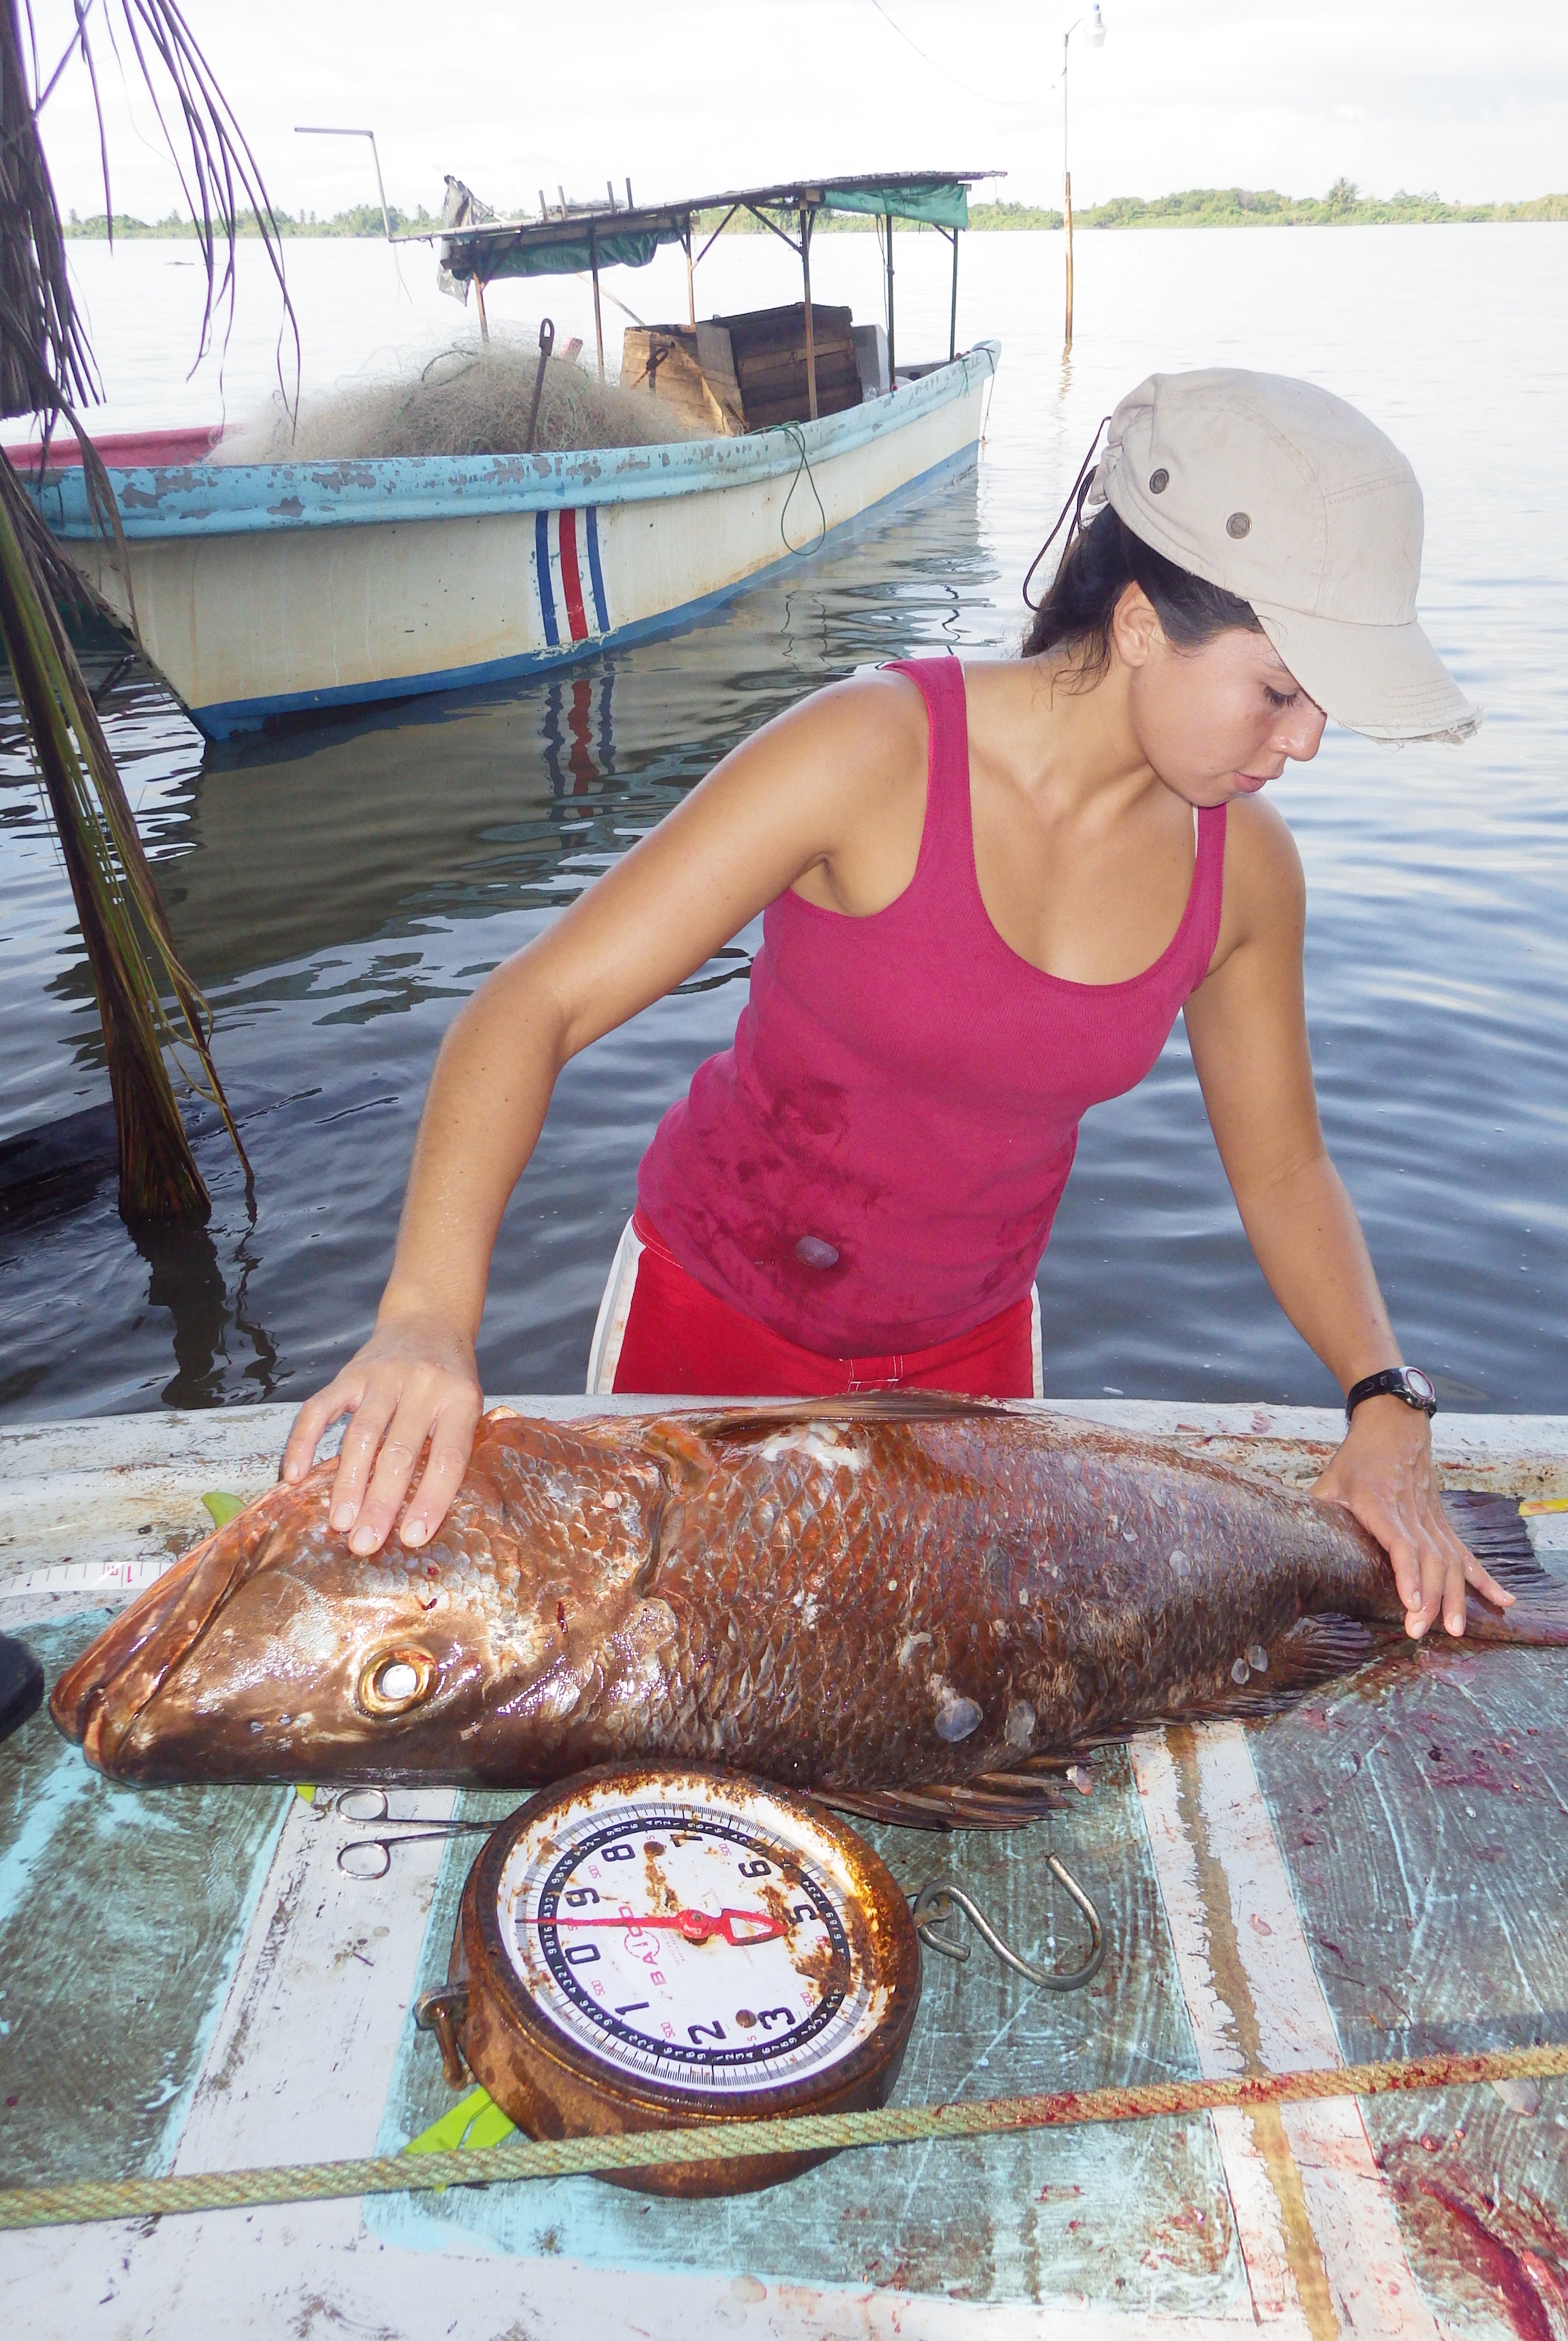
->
[1061,3,1106,358]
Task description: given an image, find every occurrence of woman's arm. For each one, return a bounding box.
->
[280,673,929,1556]
[1182,800,1513,1638]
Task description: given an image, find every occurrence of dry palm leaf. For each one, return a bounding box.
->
[0,0,297,1221]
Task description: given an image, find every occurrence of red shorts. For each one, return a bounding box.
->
[606,1212,1037,1400]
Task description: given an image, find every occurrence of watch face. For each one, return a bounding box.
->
[1406,1368,1436,1403]
[487,1773,910,2100]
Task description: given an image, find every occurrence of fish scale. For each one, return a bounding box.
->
[49,1396,1568,1805]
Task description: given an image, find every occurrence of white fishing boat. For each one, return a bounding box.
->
[17,173,999,740]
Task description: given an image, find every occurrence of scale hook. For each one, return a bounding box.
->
[911,1853,1105,1992]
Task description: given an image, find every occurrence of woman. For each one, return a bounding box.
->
[283,368,1512,1643]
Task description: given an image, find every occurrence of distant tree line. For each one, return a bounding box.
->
[973,182,1567,229]
[64,202,442,238]
[63,183,1568,240]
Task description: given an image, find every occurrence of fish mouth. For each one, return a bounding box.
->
[49,1499,288,1776]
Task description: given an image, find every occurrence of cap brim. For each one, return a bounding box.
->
[1253,602,1481,744]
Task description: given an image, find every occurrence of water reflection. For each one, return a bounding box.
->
[543,668,617,799]
[129,1213,280,1408]
[150,472,993,989]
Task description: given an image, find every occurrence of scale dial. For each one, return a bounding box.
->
[451,1765,922,2197]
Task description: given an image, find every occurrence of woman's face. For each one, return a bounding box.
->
[1114,588,1328,805]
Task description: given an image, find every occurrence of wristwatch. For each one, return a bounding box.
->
[1345,1365,1437,1423]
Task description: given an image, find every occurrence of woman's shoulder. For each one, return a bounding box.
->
[792,662,932,735]
[1212,793,1306,968]
[1224,793,1304,891]
[758,666,931,792]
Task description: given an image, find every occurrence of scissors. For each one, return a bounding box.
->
[331,1785,498,1880]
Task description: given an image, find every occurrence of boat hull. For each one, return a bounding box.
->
[34,348,996,738]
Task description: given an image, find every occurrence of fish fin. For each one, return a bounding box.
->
[642,1419,720,1495]
[1440,1489,1538,1576]
[817,1759,1086,1835]
[642,1398,1002,1499]
[1460,1558,1568,1645]
[680,1392,1009,1442]
[1418,1491,1566,1643]
[1148,1615,1385,1724]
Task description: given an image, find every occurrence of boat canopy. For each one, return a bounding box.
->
[415,173,992,287]
[405,167,1001,405]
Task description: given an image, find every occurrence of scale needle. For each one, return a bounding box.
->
[536,1907,785,1946]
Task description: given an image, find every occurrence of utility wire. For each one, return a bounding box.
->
[864,0,1049,111]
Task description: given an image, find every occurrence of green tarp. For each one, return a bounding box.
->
[822,181,969,230]
[464,228,675,283]
[441,178,972,284]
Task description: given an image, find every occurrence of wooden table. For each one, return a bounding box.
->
[3,1401,1565,2338]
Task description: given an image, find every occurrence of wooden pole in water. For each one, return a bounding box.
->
[683,217,696,330]
[589,223,605,381]
[948,227,959,362]
[884,211,895,386]
[1062,22,1072,357]
[1064,170,1074,357]
[474,276,489,345]
[799,204,818,422]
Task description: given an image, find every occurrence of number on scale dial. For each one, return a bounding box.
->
[499,1800,867,2093]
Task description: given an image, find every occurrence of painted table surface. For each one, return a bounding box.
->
[1,1400,1565,2339]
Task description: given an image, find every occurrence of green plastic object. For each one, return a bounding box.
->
[201,1491,247,1531]
[404,2086,518,2158]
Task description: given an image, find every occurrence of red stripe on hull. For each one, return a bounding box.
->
[558,509,589,643]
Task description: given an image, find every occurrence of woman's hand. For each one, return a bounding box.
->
[280,1314,484,1557]
[1310,1396,1516,1638]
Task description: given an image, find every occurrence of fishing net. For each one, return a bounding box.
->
[214,332,715,464]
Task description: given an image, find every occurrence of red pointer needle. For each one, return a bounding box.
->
[539,1907,785,1947]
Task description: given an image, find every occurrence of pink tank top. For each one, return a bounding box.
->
[637,657,1227,1355]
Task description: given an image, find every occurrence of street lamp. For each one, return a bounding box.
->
[1062,3,1106,357]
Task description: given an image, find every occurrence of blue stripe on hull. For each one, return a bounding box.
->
[584,505,609,633]
[534,509,558,646]
[196,441,979,739]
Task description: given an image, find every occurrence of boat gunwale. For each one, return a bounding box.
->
[28,345,1000,542]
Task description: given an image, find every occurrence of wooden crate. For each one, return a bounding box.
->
[621,303,861,437]
[621,326,739,436]
[719,301,861,430]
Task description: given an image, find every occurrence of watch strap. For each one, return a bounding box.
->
[1345,1366,1437,1423]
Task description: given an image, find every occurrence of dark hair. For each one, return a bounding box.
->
[1022,504,1262,677]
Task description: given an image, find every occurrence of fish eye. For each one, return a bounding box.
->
[357,1648,436,1719]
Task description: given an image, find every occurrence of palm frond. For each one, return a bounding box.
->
[0,452,249,1217]
[0,2,99,417]
[0,0,297,1221]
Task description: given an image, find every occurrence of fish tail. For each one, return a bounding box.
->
[1460,1560,1568,1646]
[1444,1491,1568,1646]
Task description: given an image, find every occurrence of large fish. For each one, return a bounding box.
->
[51,1398,1566,1822]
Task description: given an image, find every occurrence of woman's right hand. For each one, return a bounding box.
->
[280,1313,485,1557]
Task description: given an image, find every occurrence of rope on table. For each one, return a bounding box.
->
[4,2041,1565,2233]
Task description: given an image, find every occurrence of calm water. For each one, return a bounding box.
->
[2,225,1566,1419]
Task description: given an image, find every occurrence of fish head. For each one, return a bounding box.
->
[50,1410,669,1785]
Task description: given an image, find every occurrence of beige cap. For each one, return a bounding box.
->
[1088,368,1479,743]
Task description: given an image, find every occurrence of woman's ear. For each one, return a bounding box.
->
[1110,582,1161,670]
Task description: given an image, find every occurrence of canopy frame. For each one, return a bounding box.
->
[409,171,997,410]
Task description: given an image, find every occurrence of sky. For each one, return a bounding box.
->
[28,0,1568,228]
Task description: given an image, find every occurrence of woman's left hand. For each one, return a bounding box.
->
[1311,1396,1516,1638]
